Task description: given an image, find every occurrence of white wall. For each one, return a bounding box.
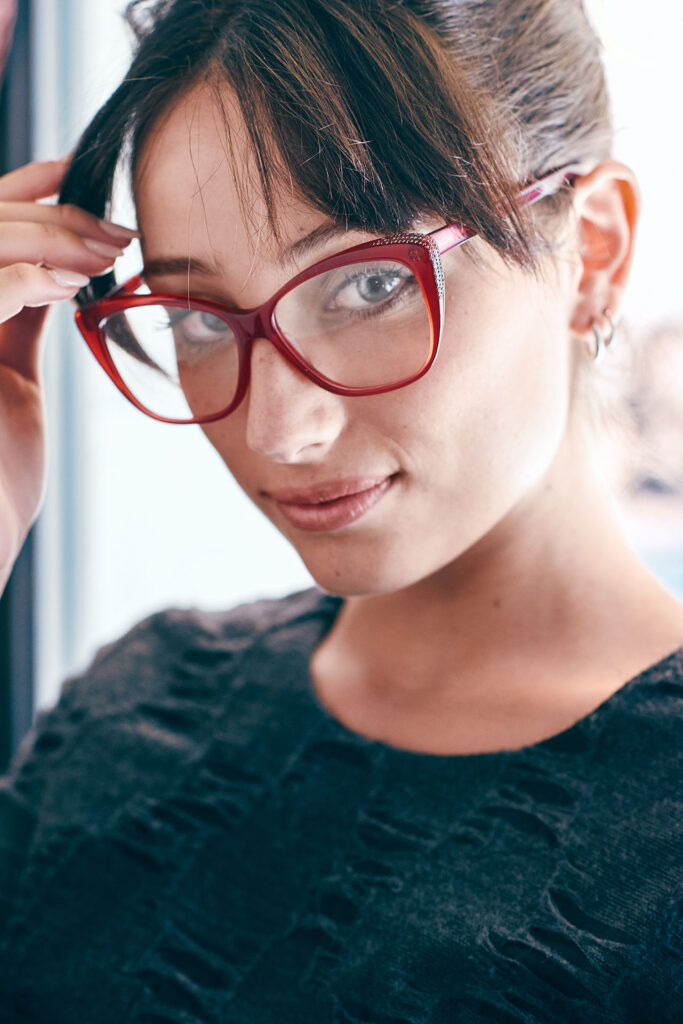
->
[586,0,683,327]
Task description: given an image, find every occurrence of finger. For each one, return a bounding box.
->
[0,262,90,325]
[0,221,126,276]
[0,158,72,202]
[0,200,139,246]
[0,263,89,382]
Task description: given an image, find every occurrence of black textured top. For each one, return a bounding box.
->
[0,586,681,1024]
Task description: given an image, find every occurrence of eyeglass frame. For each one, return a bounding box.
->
[74,163,585,425]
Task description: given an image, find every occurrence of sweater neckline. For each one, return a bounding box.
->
[303,590,683,764]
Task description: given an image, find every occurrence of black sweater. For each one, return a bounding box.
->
[0,587,681,1023]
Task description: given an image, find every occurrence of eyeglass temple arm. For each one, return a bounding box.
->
[430,163,587,256]
[112,273,144,297]
[82,272,145,307]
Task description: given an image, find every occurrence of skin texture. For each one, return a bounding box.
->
[136,82,683,754]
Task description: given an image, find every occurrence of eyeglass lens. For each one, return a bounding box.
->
[100,257,434,421]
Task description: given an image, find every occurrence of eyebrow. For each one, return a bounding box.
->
[142,222,356,282]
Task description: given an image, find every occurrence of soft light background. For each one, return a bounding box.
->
[31,0,683,710]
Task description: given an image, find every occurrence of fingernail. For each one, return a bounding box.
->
[83,238,125,258]
[98,219,140,241]
[47,268,91,288]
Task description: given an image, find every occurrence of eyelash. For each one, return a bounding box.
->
[323,267,418,318]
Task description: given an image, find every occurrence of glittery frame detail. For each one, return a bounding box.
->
[370,233,445,302]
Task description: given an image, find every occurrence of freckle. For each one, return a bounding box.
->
[493,597,502,610]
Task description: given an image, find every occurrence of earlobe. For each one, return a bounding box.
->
[566,159,641,341]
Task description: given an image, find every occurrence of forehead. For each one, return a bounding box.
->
[133,81,353,268]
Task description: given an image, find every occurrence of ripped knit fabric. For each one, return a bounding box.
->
[0,587,681,1023]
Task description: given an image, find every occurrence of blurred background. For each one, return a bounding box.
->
[0,0,681,770]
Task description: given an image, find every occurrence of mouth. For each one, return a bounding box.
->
[269,473,400,532]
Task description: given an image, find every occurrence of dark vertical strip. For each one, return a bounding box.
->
[0,0,35,773]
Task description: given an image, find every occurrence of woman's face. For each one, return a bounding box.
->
[135,83,581,597]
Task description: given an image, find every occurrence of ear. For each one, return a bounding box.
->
[566,159,641,343]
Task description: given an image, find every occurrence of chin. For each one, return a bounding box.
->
[299,545,435,599]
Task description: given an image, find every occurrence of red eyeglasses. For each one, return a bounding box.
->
[74,163,583,424]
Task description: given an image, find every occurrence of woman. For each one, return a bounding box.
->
[0,0,681,1019]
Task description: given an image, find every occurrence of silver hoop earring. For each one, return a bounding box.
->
[589,320,606,364]
[588,308,617,363]
[602,307,616,349]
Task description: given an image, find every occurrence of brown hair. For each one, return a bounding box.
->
[61,0,613,301]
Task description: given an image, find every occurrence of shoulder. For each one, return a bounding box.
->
[0,585,333,848]
[0,586,334,952]
[144,582,332,642]
[610,641,683,755]
[40,584,331,719]
[586,643,683,806]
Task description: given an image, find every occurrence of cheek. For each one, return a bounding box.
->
[199,409,275,510]
[386,285,571,488]
[201,418,248,476]
[467,313,570,501]
[176,348,240,417]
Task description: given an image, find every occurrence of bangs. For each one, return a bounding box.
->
[189,1,538,260]
[61,0,586,307]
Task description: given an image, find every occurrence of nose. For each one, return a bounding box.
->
[244,337,346,462]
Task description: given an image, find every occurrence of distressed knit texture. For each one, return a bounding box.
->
[0,586,681,1023]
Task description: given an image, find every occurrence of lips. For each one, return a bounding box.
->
[267,475,395,506]
[267,474,399,532]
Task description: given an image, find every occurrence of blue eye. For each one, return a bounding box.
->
[166,309,232,344]
[326,265,417,316]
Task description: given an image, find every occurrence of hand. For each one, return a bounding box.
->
[0,156,138,592]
